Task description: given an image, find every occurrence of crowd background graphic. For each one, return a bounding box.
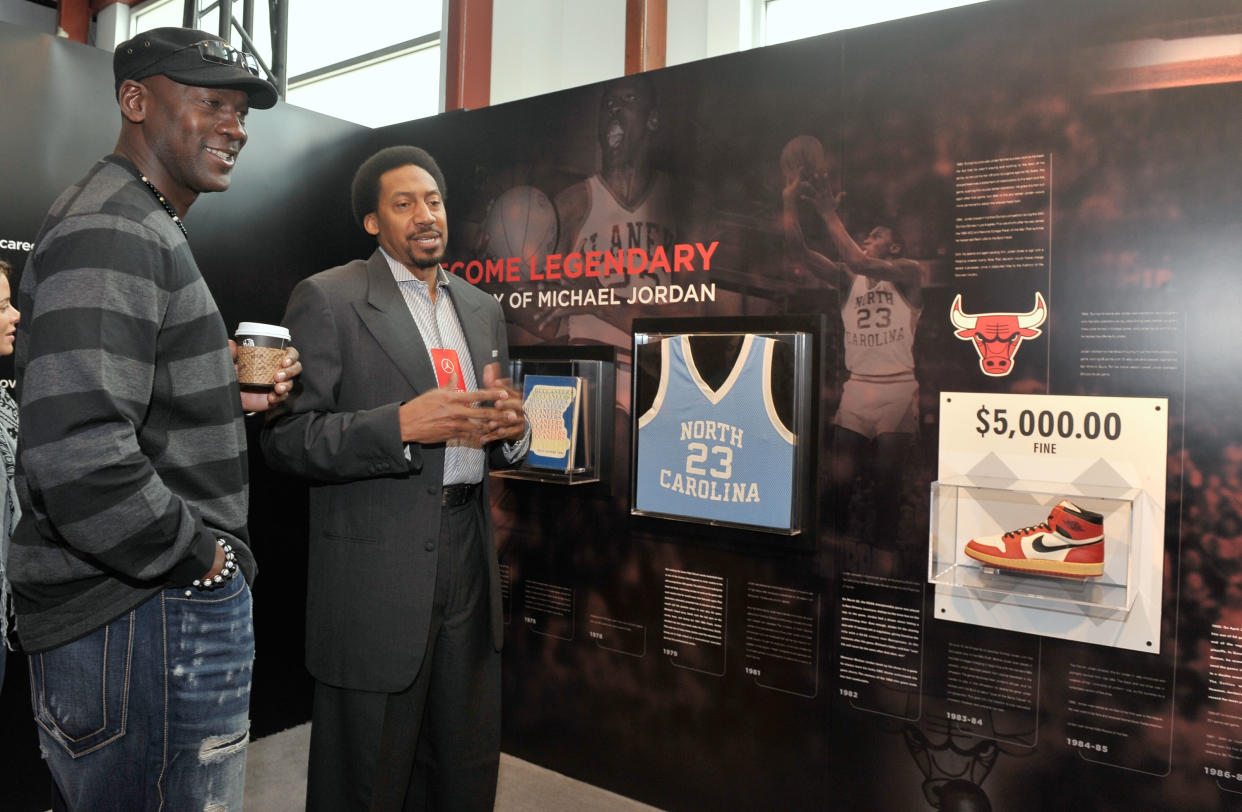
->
[3,0,1242,808]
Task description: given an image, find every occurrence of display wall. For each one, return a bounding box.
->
[4,0,1242,808]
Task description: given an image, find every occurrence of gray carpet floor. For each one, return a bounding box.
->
[243,724,661,811]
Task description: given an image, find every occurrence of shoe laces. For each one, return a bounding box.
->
[1004,522,1050,539]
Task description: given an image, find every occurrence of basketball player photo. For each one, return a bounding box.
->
[780,136,924,553]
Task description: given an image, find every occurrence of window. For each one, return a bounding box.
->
[129,0,185,37]
[763,0,989,45]
[287,41,441,128]
[285,0,442,126]
[128,0,443,127]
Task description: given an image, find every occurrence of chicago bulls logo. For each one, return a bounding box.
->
[950,292,1047,377]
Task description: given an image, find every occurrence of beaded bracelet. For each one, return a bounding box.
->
[193,538,239,590]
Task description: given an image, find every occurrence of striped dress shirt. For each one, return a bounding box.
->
[381,249,528,484]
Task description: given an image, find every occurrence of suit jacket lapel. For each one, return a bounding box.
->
[445,275,496,384]
[353,250,438,394]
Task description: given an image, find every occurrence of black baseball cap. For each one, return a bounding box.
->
[113,27,278,109]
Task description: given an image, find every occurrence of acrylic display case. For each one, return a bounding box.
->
[492,345,615,486]
[929,476,1148,613]
[629,319,815,536]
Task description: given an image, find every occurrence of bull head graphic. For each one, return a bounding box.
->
[950,292,1047,377]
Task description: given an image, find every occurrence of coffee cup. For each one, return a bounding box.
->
[235,322,291,388]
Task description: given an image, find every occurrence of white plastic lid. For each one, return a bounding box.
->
[236,322,291,340]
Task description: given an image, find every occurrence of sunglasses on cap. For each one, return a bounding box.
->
[173,39,262,76]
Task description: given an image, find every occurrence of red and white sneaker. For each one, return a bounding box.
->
[963,499,1105,578]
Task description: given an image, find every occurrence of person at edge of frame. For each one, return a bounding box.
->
[0,258,19,695]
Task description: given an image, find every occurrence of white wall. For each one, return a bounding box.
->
[668,0,757,66]
[667,0,708,67]
[489,0,627,106]
[95,3,131,51]
[490,0,757,105]
[0,0,55,34]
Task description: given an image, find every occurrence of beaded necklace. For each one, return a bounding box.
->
[139,175,187,237]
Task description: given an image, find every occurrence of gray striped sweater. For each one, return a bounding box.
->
[11,155,256,652]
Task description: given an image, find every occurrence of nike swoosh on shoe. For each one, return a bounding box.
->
[1029,534,1102,553]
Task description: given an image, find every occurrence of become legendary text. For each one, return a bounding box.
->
[448,241,719,285]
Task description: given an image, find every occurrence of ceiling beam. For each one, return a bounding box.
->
[57,0,90,42]
[625,0,666,75]
[444,0,493,111]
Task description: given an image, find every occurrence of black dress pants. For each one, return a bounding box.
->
[306,494,501,812]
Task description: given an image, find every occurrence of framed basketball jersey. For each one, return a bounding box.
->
[631,323,815,535]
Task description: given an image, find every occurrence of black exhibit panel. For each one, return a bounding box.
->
[5,0,1242,807]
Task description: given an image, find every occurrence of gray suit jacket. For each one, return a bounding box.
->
[261,250,512,692]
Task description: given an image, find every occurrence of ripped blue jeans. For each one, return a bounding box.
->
[27,577,253,811]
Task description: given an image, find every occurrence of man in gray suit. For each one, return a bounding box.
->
[261,145,529,811]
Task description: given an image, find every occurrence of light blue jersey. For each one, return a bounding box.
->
[635,334,795,529]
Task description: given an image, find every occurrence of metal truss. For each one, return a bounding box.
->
[182,0,288,98]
